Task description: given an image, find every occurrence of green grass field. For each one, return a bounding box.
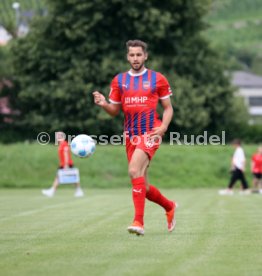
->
[0,188,261,276]
[0,143,259,189]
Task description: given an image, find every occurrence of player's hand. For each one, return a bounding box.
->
[93,91,107,107]
[148,125,167,141]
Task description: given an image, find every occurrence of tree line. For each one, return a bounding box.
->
[0,0,249,142]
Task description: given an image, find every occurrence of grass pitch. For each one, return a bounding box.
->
[0,143,259,189]
[0,188,262,276]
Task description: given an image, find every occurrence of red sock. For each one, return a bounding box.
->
[146,184,173,212]
[131,177,146,226]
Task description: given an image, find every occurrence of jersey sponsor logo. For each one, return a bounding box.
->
[125,96,148,104]
[143,81,150,89]
[133,189,142,193]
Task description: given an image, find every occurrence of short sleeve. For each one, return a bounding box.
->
[109,76,122,104]
[157,73,172,99]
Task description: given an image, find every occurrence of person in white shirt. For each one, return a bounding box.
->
[219,139,249,195]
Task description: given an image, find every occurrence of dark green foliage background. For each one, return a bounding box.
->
[1,0,247,140]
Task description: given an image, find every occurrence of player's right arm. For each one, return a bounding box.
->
[93,75,122,117]
[93,91,121,117]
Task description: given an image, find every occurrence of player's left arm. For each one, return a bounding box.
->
[149,73,173,139]
[149,97,173,138]
[63,146,70,168]
[160,97,173,132]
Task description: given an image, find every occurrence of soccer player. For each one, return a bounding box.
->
[251,146,262,190]
[93,40,178,235]
[42,131,84,197]
[219,139,250,195]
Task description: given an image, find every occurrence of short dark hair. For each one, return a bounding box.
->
[232,139,241,145]
[126,40,148,53]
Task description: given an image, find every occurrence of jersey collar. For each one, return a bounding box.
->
[128,68,147,77]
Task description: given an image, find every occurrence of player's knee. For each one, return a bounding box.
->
[128,166,140,179]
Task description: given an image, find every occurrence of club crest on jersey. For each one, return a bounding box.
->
[145,139,154,148]
[143,81,150,89]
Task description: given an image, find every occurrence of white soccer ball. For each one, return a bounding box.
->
[12,2,20,9]
[70,134,96,158]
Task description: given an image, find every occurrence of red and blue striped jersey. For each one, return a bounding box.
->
[109,68,172,137]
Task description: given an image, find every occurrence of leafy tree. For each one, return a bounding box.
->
[9,0,248,139]
[0,47,13,121]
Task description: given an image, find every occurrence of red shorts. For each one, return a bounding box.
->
[125,133,161,163]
